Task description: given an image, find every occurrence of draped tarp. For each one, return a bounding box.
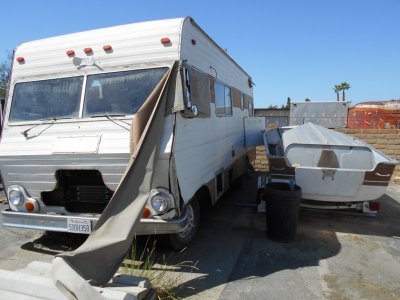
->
[51,63,176,292]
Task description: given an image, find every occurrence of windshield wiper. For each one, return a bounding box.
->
[90,114,131,131]
[90,114,126,118]
[21,117,69,138]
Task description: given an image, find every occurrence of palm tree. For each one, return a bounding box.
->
[339,82,351,101]
[333,82,351,101]
[334,85,341,101]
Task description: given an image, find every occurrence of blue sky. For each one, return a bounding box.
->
[1,0,399,107]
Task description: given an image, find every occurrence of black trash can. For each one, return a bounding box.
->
[265,182,301,242]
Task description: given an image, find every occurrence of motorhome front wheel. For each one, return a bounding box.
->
[160,196,200,250]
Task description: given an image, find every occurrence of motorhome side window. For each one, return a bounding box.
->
[9,77,83,122]
[214,81,232,117]
[84,67,168,117]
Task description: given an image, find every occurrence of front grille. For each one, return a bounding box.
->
[42,170,114,213]
[76,185,111,204]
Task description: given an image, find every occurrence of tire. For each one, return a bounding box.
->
[160,196,200,250]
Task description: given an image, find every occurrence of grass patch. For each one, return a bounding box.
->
[121,237,197,299]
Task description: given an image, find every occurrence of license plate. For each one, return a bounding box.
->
[67,218,92,234]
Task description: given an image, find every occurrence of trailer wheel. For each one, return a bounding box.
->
[160,196,200,250]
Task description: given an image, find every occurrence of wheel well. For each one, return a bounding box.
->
[194,185,212,210]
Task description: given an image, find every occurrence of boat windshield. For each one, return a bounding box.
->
[9,76,83,122]
[9,67,168,123]
[83,68,168,117]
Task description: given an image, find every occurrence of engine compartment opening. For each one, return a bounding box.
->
[42,170,114,213]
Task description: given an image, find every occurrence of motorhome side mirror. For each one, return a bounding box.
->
[191,105,199,117]
[181,104,199,118]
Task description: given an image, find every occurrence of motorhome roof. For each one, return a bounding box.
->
[12,18,184,79]
[12,17,252,83]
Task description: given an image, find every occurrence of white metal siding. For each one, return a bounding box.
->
[1,119,132,156]
[173,19,253,202]
[11,18,184,81]
[180,19,252,96]
[174,105,248,201]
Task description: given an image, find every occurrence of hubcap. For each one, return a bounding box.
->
[178,203,195,238]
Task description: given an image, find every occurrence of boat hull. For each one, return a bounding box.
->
[264,124,397,203]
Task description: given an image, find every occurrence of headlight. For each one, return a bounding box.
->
[150,189,171,213]
[9,188,24,206]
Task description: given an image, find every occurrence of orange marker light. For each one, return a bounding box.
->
[84,47,93,54]
[103,45,112,51]
[160,37,171,44]
[142,207,151,218]
[25,202,35,212]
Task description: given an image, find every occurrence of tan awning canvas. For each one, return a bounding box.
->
[52,63,176,293]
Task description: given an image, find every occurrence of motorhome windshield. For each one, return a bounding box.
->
[9,67,168,123]
[83,68,168,117]
[9,77,83,122]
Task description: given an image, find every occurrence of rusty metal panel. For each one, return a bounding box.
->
[347,101,400,129]
[290,101,349,128]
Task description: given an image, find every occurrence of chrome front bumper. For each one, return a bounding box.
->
[1,208,189,235]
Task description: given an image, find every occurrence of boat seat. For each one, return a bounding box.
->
[340,150,374,170]
[267,143,284,156]
[317,150,340,168]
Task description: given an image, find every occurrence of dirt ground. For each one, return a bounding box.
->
[0,173,399,299]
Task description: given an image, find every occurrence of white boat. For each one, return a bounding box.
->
[263,123,398,211]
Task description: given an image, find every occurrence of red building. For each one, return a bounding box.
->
[347,100,400,129]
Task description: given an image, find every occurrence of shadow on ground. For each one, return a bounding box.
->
[160,172,400,298]
[21,232,88,255]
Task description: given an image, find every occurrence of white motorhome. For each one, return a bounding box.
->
[0,17,263,248]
